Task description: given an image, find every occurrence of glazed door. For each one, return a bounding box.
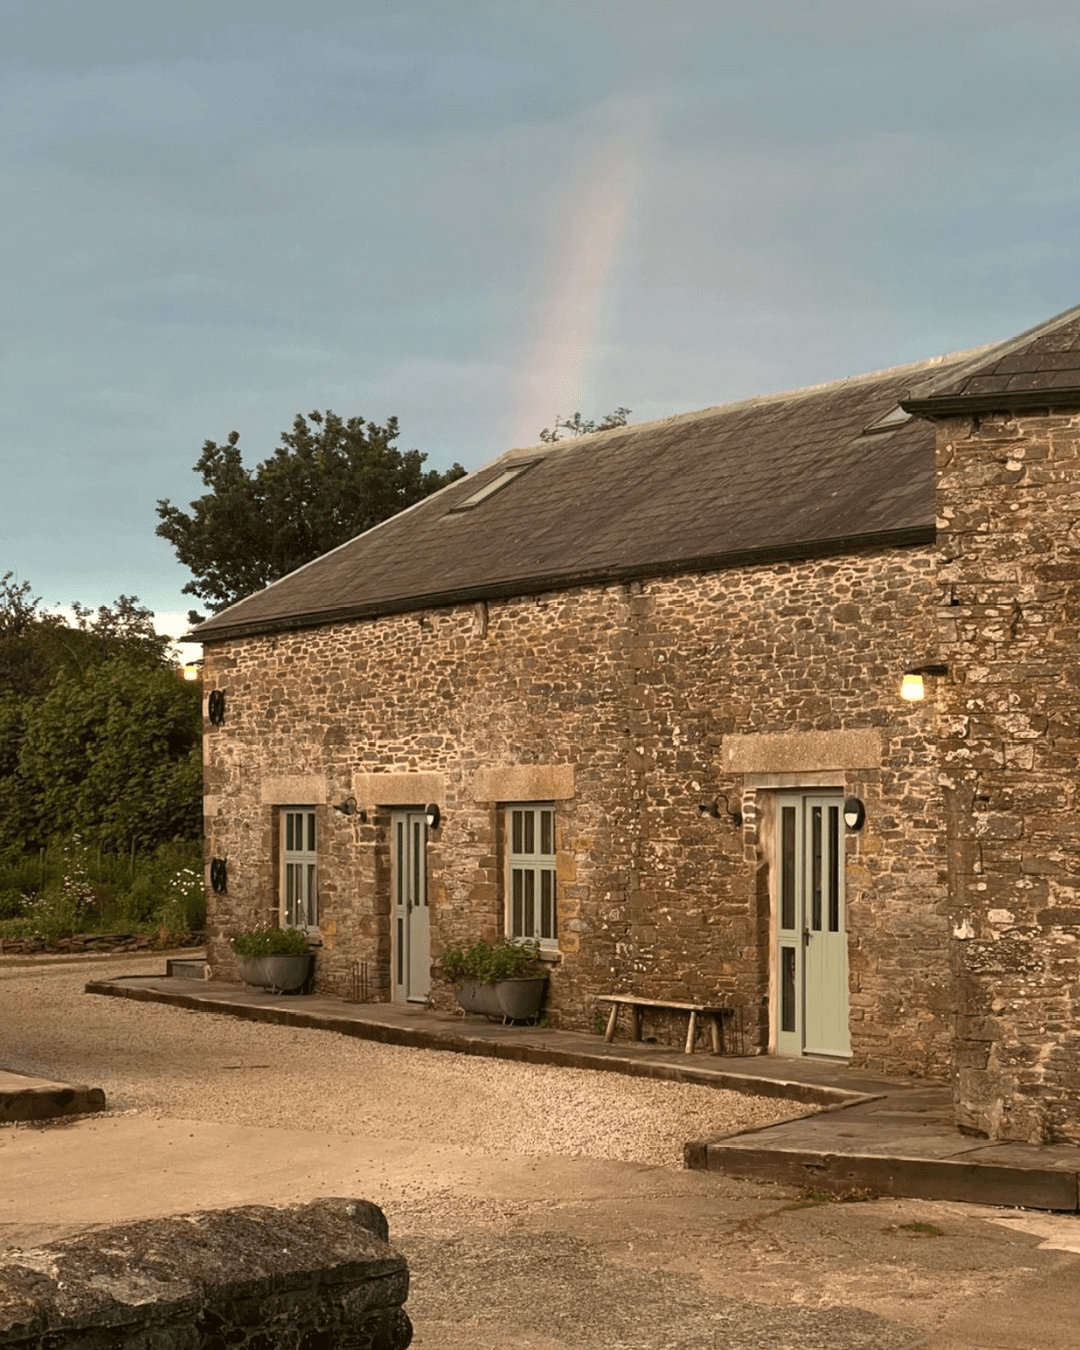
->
[776,793,850,1057]
[392,810,430,1002]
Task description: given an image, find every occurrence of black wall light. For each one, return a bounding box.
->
[425,803,442,830]
[207,690,226,725]
[901,662,949,702]
[843,797,866,831]
[210,858,228,894]
[697,795,743,828]
[333,796,367,822]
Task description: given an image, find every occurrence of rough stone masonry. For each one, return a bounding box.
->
[937,409,1080,1145]
[203,546,950,1078]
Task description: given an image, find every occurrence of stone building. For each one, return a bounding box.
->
[194,301,1080,1144]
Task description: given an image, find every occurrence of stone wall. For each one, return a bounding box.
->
[202,544,952,1077]
[936,409,1080,1143]
[0,1198,411,1349]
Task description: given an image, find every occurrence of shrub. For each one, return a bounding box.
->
[155,861,206,943]
[0,888,25,921]
[0,837,205,943]
[21,887,78,944]
[230,926,310,958]
[439,937,544,985]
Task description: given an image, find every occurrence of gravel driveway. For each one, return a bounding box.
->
[1,956,802,1166]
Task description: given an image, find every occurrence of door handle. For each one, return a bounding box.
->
[803,928,811,946]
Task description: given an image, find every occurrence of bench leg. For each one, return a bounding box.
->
[709,1014,722,1055]
[604,1003,619,1044]
[684,1009,698,1054]
[632,1005,643,1041]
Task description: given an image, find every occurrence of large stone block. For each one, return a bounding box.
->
[0,1198,411,1349]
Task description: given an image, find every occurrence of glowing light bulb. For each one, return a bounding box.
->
[901,672,925,701]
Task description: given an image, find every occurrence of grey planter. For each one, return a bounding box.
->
[456,976,548,1023]
[237,952,314,994]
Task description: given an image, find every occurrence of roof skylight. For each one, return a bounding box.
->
[863,405,913,434]
[447,459,539,512]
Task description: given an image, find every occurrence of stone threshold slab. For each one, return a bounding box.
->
[689,1140,1080,1212]
[0,1070,105,1123]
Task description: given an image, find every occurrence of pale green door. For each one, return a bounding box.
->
[776,793,850,1058]
[392,810,430,1003]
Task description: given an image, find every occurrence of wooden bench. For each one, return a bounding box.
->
[597,994,730,1055]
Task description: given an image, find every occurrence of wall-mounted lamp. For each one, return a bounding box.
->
[182,660,203,682]
[843,797,866,831]
[210,858,228,894]
[333,796,367,822]
[207,690,226,725]
[901,662,949,701]
[697,795,743,828]
[425,803,442,830]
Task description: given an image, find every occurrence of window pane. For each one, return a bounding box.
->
[512,869,524,936]
[512,810,523,855]
[540,810,553,856]
[286,813,295,852]
[524,870,535,936]
[781,807,796,930]
[523,812,535,854]
[781,947,796,1033]
[306,863,317,927]
[541,869,555,940]
[285,863,298,927]
[811,807,822,932]
[307,812,316,852]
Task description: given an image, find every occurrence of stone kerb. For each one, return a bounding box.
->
[0,1198,412,1350]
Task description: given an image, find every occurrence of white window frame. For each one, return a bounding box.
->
[281,807,318,932]
[505,803,557,952]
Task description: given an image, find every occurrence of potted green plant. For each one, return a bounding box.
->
[439,937,548,1022]
[230,924,313,993]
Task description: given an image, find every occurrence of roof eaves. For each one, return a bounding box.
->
[188,466,485,641]
[902,301,1080,408]
[194,525,935,644]
[901,387,1080,419]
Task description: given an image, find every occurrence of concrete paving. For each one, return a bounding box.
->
[74,968,1080,1213]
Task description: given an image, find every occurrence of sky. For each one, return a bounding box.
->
[4,0,1080,645]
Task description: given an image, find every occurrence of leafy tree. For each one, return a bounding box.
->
[67,594,169,667]
[0,575,168,699]
[539,407,631,443]
[0,575,69,700]
[15,658,201,852]
[156,410,466,619]
[0,577,195,853]
[0,692,32,845]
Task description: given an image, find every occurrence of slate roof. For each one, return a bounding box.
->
[193,303,1080,642]
[902,301,1080,416]
[194,349,980,642]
